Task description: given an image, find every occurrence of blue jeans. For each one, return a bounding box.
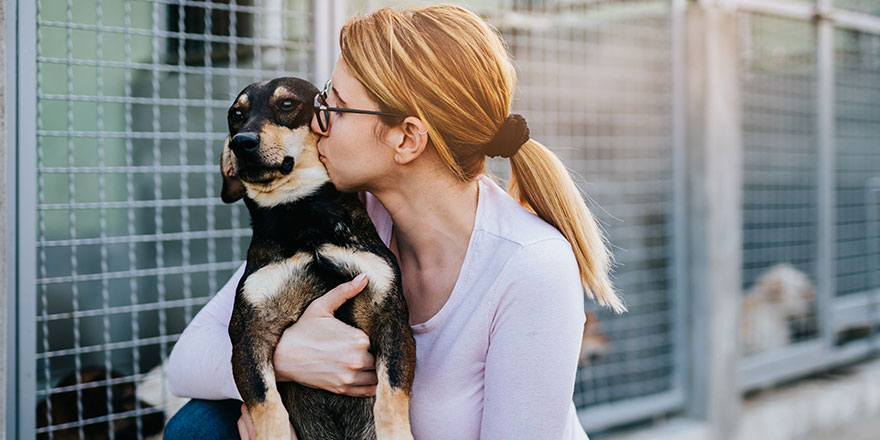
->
[164,399,242,440]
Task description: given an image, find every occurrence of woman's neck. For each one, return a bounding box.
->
[370,169,479,272]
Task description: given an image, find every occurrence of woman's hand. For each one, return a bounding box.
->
[237,403,298,440]
[273,273,379,397]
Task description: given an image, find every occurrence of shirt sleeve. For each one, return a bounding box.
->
[480,239,588,440]
[167,262,246,401]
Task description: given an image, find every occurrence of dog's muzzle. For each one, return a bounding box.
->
[229,132,295,178]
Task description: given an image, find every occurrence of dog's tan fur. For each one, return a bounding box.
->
[249,366,292,440]
[242,252,313,306]
[319,244,396,301]
[374,361,414,439]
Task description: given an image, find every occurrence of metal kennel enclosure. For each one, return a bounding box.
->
[3,0,879,438]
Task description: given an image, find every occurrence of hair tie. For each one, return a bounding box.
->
[484,114,530,158]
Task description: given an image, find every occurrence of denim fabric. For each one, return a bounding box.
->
[163,398,242,440]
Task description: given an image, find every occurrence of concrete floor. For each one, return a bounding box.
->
[806,417,880,440]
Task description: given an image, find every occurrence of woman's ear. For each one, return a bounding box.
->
[387,116,429,165]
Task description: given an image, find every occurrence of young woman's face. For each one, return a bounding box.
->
[310,58,394,192]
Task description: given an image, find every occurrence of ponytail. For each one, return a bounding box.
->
[509,140,627,313]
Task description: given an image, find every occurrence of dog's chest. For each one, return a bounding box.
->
[240,244,395,308]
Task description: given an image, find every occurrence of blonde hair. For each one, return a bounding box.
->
[341,5,626,313]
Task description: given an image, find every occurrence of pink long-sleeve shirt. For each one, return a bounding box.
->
[168,175,590,439]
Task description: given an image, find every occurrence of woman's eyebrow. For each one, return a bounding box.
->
[331,85,348,107]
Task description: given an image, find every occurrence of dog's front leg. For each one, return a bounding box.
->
[359,297,417,440]
[230,306,293,440]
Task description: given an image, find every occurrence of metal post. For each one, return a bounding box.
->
[816,0,836,349]
[670,0,689,405]
[12,0,37,438]
[1,0,9,436]
[311,0,332,86]
[867,177,880,352]
[332,0,347,68]
[684,1,743,438]
[262,0,284,69]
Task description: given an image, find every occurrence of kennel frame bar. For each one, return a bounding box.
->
[816,0,837,355]
[7,0,39,438]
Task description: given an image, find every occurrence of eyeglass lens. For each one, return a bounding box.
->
[314,90,330,132]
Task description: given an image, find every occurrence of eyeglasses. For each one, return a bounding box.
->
[313,79,403,132]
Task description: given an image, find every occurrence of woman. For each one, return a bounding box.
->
[164,5,625,440]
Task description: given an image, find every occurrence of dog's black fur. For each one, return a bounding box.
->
[221,77,416,440]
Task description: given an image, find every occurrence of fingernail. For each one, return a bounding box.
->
[354,273,367,284]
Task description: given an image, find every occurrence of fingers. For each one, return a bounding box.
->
[331,368,378,396]
[237,418,251,440]
[309,273,368,315]
[341,384,378,397]
[238,403,255,440]
[349,369,379,387]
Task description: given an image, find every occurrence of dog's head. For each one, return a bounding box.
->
[750,263,816,318]
[221,77,328,207]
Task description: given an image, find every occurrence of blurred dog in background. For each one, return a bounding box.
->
[741,263,817,355]
[579,310,610,366]
[36,367,165,440]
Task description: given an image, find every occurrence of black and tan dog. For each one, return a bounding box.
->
[221,77,416,440]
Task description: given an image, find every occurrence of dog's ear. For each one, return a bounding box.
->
[221,137,245,203]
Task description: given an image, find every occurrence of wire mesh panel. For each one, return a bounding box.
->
[348,0,681,419]
[34,0,312,438]
[500,3,678,410]
[835,29,880,299]
[348,0,685,430]
[836,0,880,15]
[739,13,821,356]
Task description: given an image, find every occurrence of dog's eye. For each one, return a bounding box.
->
[230,108,245,121]
[279,99,296,112]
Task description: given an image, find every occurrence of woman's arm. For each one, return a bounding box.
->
[480,239,587,439]
[167,262,246,400]
[167,263,378,400]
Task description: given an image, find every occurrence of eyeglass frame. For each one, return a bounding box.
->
[313,79,404,132]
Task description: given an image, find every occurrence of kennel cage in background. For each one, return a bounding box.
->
[3,0,880,439]
[736,0,880,391]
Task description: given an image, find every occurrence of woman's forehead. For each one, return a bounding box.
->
[331,59,369,105]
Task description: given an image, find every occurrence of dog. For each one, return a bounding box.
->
[136,363,189,427]
[36,367,165,440]
[578,310,609,366]
[741,263,817,355]
[220,77,416,440]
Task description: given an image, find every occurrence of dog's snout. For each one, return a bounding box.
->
[230,132,260,157]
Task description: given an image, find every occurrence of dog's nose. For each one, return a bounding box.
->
[230,132,260,157]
